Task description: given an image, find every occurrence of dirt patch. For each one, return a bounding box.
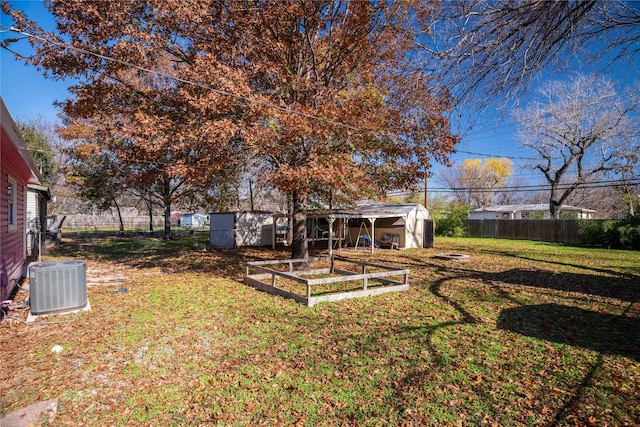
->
[85,264,128,287]
[0,398,58,426]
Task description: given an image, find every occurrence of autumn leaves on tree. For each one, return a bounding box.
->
[3,0,458,256]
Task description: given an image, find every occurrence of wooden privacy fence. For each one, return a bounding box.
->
[465,219,580,244]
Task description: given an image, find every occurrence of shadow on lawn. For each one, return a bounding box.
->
[482,268,639,303]
[49,232,293,280]
[497,303,640,362]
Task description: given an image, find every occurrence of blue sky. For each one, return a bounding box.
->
[1,1,73,120]
[1,1,637,195]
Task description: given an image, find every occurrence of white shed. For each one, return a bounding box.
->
[350,204,430,249]
[209,211,275,248]
[180,213,207,228]
[307,203,432,253]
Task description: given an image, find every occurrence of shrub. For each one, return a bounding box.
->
[619,223,640,250]
[600,220,622,248]
[577,220,603,245]
[578,216,640,250]
[435,203,470,237]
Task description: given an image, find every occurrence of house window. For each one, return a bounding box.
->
[8,176,17,231]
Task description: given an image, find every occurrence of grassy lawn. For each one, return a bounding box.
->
[1,234,638,426]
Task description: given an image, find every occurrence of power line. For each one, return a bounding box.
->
[2,24,637,171]
[395,178,640,196]
[453,150,537,161]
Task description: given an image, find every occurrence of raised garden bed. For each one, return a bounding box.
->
[244,256,409,306]
[434,253,470,261]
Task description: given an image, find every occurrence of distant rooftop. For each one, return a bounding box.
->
[474,203,595,213]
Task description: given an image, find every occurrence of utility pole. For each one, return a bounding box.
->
[424,165,429,209]
[249,179,255,210]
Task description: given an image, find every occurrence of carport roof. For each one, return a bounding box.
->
[305,203,429,220]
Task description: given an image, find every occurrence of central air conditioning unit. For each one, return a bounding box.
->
[29,260,87,315]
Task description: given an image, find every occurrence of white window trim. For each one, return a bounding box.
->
[8,176,17,232]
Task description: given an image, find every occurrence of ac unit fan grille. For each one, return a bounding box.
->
[29,260,87,315]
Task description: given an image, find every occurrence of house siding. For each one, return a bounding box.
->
[2,97,44,302]
[1,161,27,300]
[26,188,38,230]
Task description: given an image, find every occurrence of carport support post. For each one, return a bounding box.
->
[328,216,335,257]
[272,214,277,249]
[312,217,317,244]
[369,217,376,254]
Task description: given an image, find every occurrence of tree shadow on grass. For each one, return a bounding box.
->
[481,268,639,303]
[49,233,294,281]
[497,303,640,362]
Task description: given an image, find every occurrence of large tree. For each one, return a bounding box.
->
[63,139,128,231]
[231,2,459,258]
[437,157,513,208]
[513,74,640,218]
[17,117,58,185]
[3,1,459,257]
[3,1,252,238]
[424,0,640,107]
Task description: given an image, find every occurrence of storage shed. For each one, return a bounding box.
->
[210,211,275,248]
[307,203,432,254]
[179,213,207,228]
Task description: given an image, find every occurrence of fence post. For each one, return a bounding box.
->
[362,264,368,290]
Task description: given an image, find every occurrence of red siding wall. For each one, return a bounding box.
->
[1,157,26,301]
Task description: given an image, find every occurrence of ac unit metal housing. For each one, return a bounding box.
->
[29,260,87,315]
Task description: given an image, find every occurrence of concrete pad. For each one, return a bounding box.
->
[0,398,58,426]
[26,299,91,324]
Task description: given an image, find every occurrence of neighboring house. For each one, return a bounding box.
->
[26,184,52,261]
[469,204,596,220]
[1,97,46,300]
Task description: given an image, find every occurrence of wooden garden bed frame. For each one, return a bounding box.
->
[244,256,409,307]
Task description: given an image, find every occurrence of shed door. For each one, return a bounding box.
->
[423,219,434,248]
[209,213,235,248]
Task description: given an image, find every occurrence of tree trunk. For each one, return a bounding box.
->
[549,198,561,218]
[146,198,154,232]
[113,198,124,232]
[291,191,309,260]
[287,195,293,246]
[549,183,560,218]
[163,181,171,240]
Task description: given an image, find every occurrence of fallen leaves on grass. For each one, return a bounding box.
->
[1,235,638,426]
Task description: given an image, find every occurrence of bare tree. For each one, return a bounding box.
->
[495,176,531,206]
[425,0,640,107]
[513,74,640,217]
[566,180,628,219]
[436,157,513,208]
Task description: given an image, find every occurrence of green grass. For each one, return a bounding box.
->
[1,236,638,426]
